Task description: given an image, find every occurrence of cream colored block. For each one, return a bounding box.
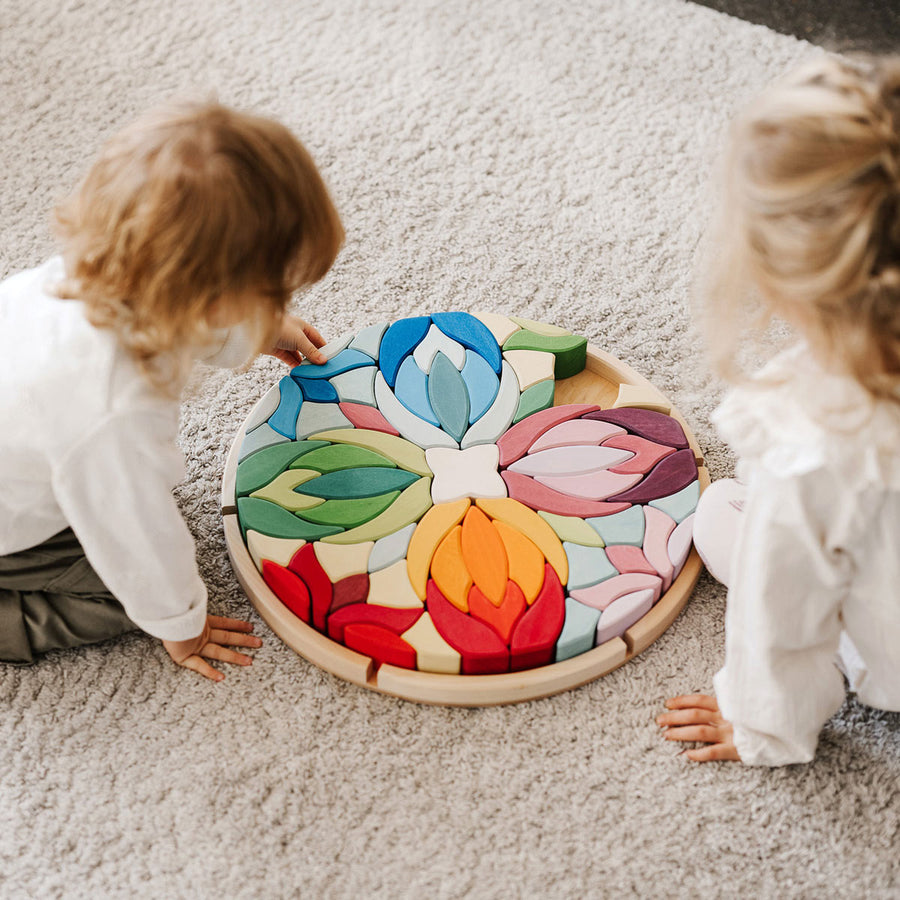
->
[509,315,571,336]
[312,540,374,580]
[249,469,323,511]
[400,612,461,674]
[503,349,555,391]
[472,311,520,346]
[246,531,306,571]
[612,383,671,414]
[367,560,425,609]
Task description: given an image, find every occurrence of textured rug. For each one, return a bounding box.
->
[2,1,899,897]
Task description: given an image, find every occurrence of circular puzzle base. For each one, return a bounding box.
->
[222,313,708,706]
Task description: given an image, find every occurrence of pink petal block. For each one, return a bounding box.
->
[508,445,634,477]
[501,470,631,518]
[643,506,676,589]
[604,544,657,576]
[534,470,643,501]
[667,513,695,573]
[497,404,601,466]
[339,402,401,436]
[602,435,676,475]
[595,588,656,645]
[569,573,662,611]
[529,419,626,452]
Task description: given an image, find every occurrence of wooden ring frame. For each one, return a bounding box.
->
[221,342,709,706]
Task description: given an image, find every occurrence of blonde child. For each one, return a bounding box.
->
[657,56,900,765]
[0,100,344,680]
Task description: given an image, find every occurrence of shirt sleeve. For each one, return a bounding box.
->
[50,411,208,641]
[712,465,849,766]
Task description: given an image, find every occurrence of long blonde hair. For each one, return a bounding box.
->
[55,100,344,391]
[703,56,900,401]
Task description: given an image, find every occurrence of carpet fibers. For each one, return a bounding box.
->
[2,1,899,897]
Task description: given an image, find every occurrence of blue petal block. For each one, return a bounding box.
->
[291,349,375,381]
[378,316,432,387]
[268,376,304,438]
[461,349,500,424]
[648,480,701,524]
[395,356,440,426]
[428,352,470,442]
[563,542,617,591]
[297,377,339,403]
[431,312,502,374]
[239,423,290,462]
[586,506,645,546]
[555,597,601,662]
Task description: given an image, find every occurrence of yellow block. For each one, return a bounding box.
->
[401,612,461,674]
[406,499,471,599]
[430,525,472,612]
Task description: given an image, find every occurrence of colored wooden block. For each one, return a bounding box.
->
[342,623,418,669]
[667,513,695,572]
[330,366,377,406]
[507,445,635,477]
[501,330,587,380]
[245,531,305,570]
[430,525,473,612]
[555,597,601,662]
[402,499,472,598]
[236,497,343,541]
[425,581,509,674]
[475,497,568,586]
[297,491,400,529]
[472,311,521,346]
[295,467,419,499]
[605,544,657,576]
[313,540,374,581]
[322,477,433,545]
[348,321,389,360]
[648,480,701,524]
[595,588,655,645]
[563,542,617,591]
[643,506,677,589]
[295,401,352,440]
[428,352,470,441]
[501,470,631,518]
[378,316,432,386]
[607,449,697,503]
[268,376,304,438]
[316,330,354,360]
[492,519,546,605]
[529,418,626,452]
[367,559,424,609]
[236,440,330,496]
[374,371,458,449]
[262,560,311,623]
[291,348,375,380]
[584,407,689,449]
[395,355,440,426]
[400,612,462,674]
[586,506,645,546]
[460,506,508,606]
[308,428,430,475]
[610,382,671,413]
[461,349,500,424]
[537,512,605,547]
[508,315,571,336]
[287,542,333,632]
[459,361,519,450]
[569,573,662,611]
[412,323,467,372]
[509,564,566,671]
[243,385,281,432]
[536,470,643,501]
[293,444,396,473]
[602,434,675,475]
[431,311,502,373]
[512,379,556,424]
[425,444,507,506]
[249,469,324,511]
[368,523,417,573]
[327,603,422,643]
[502,349,556,392]
[330,574,370,613]
[496,403,601,466]
[240,423,290,462]
[338,403,401,436]
[297,377,339,403]
[469,582,526,643]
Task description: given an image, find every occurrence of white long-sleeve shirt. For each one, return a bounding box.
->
[0,258,252,641]
[711,344,900,765]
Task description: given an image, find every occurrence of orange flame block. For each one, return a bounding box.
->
[468,581,527,644]
[460,507,508,607]
[430,525,473,612]
[492,520,546,605]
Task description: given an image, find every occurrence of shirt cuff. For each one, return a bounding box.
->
[127,590,208,642]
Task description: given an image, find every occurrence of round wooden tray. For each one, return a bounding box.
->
[221,342,708,706]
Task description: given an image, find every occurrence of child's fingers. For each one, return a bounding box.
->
[180,655,225,682]
[683,743,741,763]
[208,627,262,649]
[303,322,326,348]
[208,615,255,632]
[662,724,725,744]
[202,643,254,667]
[657,708,721,728]
[665,693,719,711]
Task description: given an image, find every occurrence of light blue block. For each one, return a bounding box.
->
[291,348,374,380]
[587,506,645,547]
[555,598,601,662]
[349,321,389,360]
[563,542,617,591]
[330,366,377,406]
[268,376,304,438]
[368,522,417,572]
[428,352,470,442]
[395,356,440,426]
[239,423,290,462]
[295,402,352,440]
[648,480,700,524]
[461,349,500,424]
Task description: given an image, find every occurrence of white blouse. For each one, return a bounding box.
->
[711,344,900,765]
[0,259,252,642]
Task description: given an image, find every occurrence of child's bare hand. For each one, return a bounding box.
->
[268,315,327,367]
[657,693,741,762]
[162,615,262,682]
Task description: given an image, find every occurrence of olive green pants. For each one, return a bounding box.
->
[0,528,138,664]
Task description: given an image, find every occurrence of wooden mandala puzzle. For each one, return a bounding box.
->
[222,312,708,705]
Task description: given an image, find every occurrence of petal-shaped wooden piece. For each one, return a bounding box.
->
[468,582,527,644]
[297,377,339,403]
[330,367,377,406]
[261,560,311,623]
[312,540,373,581]
[472,311,520,346]
[555,597,601,662]
[293,444,396,473]
[309,428,430,475]
[343,623,418,670]
[595,589,655,645]
[430,525,473,612]
[496,403,601,466]
[378,316,432,387]
[602,434,676,475]
[238,423,290,462]
[585,506,645,546]
[537,512,605,547]
[461,349,500,424]
[512,380,556,424]
[428,351,470,442]
[395,355,440,426]
[509,564,566,671]
[405,498,471,598]
[337,403,401,436]
[501,330,587,379]
[461,507,508,606]
[295,402,352,440]
[288,543,333,632]
[535,470,642,501]
[236,497,342,541]
[295,467,418,499]
[642,506,677,589]
[605,544,658,576]
[368,523,417,573]
[648,480,701,524]
[563,542,617,591]
[459,361,520,450]
[375,371,459,450]
[569,573,662,611]
[330,574,371,614]
[348,321,389,360]
[605,449,698,504]
[509,446,635,477]
[400,612,461,674]
[431,311,502,373]
[268,376,304,438]
[502,349,556,392]
[327,602,422,643]
[412,323,467,372]
[583,408,689,449]
[296,491,400,529]
[667,514,695,572]
[249,469,323,511]
[236,440,330,496]
[501,470,631,518]
[492,520,546,605]
[291,349,375,380]
[529,418,626,452]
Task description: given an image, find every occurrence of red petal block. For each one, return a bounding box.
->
[330,573,370,614]
[261,560,311,623]
[602,434,676,475]
[338,402,401,436]
[467,582,527,644]
[497,404,601,466]
[584,408,689,449]
[327,603,422,643]
[509,564,566,671]
[426,580,510,674]
[343,623,418,669]
[288,543,332,633]
[501,470,630,518]
[606,449,697,503]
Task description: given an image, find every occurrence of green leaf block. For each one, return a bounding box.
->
[512,380,556,424]
[502,330,587,380]
[236,497,343,540]
[295,467,419,499]
[235,441,330,496]
[295,491,401,528]
[291,444,396,473]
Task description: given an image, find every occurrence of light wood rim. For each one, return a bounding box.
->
[221,342,707,706]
